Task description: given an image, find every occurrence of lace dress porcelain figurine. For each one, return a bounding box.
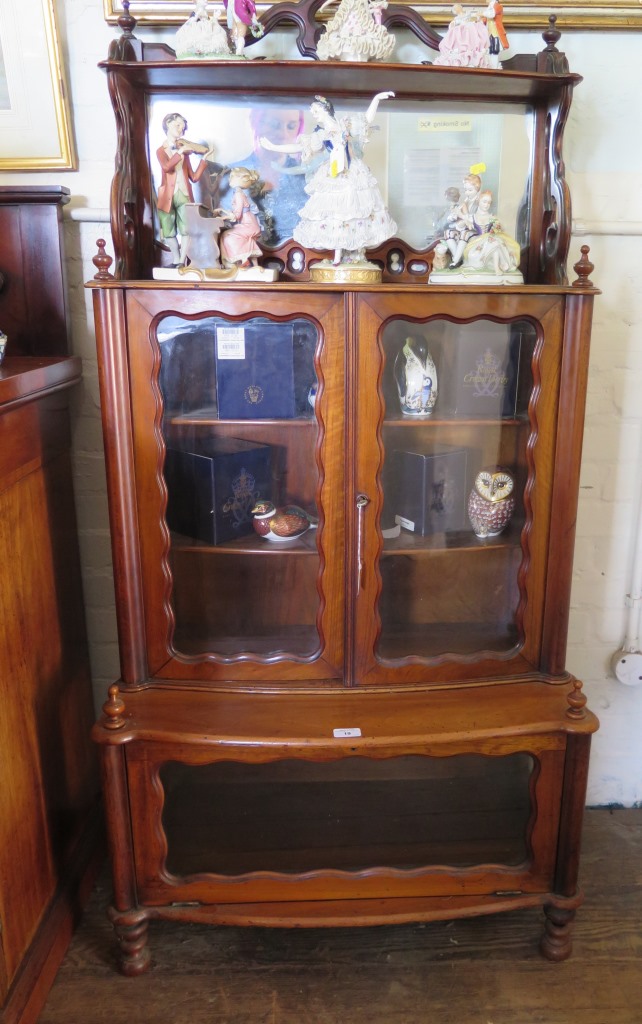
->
[261,92,397,281]
[174,0,231,58]
[432,3,493,68]
[316,0,395,63]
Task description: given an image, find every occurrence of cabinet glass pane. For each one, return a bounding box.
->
[161,754,534,875]
[156,314,321,659]
[377,318,537,661]
[147,95,532,252]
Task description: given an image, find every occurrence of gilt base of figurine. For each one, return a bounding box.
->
[310,259,382,284]
[429,268,524,286]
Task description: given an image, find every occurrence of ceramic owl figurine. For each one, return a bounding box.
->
[251,501,319,542]
[467,467,515,538]
[394,336,438,417]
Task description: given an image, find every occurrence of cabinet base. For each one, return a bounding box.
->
[108,890,583,975]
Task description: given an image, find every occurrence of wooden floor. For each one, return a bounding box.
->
[38,808,641,1024]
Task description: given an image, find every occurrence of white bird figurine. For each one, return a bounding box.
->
[251,501,319,542]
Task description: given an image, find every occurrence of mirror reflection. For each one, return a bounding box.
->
[147,95,532,251]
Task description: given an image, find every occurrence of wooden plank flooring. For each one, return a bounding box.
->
[38,808,642,1024]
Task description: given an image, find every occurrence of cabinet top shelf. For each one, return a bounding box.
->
[99,58,582,104]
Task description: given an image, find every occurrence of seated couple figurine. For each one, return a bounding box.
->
[429,173,523,285]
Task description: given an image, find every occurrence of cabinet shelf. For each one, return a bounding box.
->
[383,416,527,428]
[167,407,316,427]
[171,530,318,555]
[382,524,523,555]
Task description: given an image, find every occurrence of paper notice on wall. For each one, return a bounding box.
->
[403,147,482,207]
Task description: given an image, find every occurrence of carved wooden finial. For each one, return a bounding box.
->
[542,14,561,51]
[572,245,595,289]
[566,679,587,720]
[102,684,127,730]
[118,0,137,37]
[93,239,114,280]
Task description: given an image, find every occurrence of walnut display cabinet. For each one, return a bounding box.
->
[91,1,599,974]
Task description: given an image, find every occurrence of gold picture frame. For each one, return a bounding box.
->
[103,0,642,29]
[0,0,76,171]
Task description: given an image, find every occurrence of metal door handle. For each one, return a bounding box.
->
[356,493,370,594]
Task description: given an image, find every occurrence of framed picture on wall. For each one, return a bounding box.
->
[102,0,642,28]
[0,0,76,171]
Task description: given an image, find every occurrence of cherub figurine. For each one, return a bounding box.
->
[260,92,396,269]
[316,0,395,63]
[174,0,231,59]
[156,112,214,266]
[432,3,493,68]
[222,0,264,55]
[217,166,263,268]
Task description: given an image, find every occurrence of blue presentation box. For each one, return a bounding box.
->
[215,322,296,419]
[164,437,273,544]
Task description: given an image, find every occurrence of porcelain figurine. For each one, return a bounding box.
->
[156,112,214,267]
[483,1,508,66]
[260,92,396,281]
[394,337,438,417]
[316,0,395,63]
[251,501,319,542]
[217,166,263,268]
[432,4,493,69]
[0,330,7,364]
[467,467,515,538]
[222,0,264,56]
[438,170,484,269]
[462,191,521,274]
[432,185,461,240]
[175,0,232,59]
[430,185,523,284]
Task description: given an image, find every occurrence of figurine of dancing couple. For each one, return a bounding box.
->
[261,91,397,281]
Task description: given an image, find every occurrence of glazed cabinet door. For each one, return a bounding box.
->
[351,290,568,686]
[105,287,346,684]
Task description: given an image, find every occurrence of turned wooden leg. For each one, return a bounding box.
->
[540,903,576,961]
[108,906,152,976]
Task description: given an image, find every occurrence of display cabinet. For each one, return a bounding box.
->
[91,1,598,974]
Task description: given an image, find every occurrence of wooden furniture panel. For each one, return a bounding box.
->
[0,188,70,357]
[0,373,99,1020]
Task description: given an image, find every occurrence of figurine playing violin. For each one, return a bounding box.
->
[156,111,214,267]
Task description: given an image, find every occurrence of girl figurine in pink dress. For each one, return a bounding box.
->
[433,3,492,68]
[218,167,263,268]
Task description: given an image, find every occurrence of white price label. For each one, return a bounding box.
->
[217,327,246,359]
[395,515,415,532]
[333,727,362,738]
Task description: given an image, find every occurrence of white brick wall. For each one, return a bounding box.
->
[1,5,640,805]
